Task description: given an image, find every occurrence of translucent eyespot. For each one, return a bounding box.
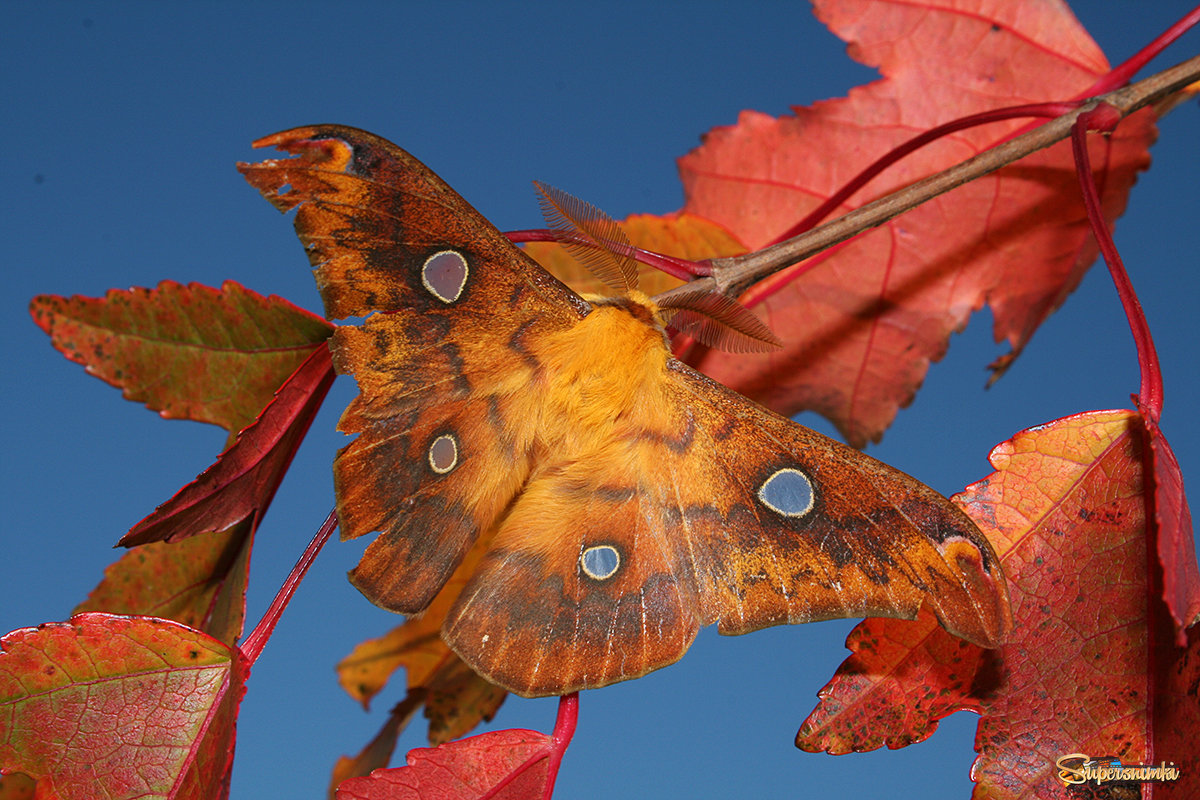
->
[428,433,459,474]
[757,468,815,517]
[422,250,468,303]
[580,545,621,580]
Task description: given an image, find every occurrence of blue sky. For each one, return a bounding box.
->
[3,3,1197,798]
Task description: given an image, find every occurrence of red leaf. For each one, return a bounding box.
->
[0,773,36,800]
[119,342,335,546]
[0,613,247,800]
[679,1,1155,445]
[30,280,332,432]
[1145,416,1200,639]
[794,609,990,753]
[797,410,1199,798]
[335,729,552,800]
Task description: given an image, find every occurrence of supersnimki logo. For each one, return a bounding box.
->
[1055,753,1181,787]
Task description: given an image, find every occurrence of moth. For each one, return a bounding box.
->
[240,125,1011,698]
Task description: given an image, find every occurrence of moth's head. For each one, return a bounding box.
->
[583,289,672,349]
[581,286,782,355]
[585,288,665,324]
[534,181,781,354]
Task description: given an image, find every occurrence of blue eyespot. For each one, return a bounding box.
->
[757,468,815,517]
[580,545,621,580]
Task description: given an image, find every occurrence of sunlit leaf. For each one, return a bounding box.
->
[334,729,552,800]
[679,2,1155,445]
[30,280,331,431]
[0,614,246,800]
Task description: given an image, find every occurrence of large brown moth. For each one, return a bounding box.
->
[239,125,1011,698]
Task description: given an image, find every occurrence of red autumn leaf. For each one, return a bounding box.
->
[797,410,1199,798]
[119,342,335,546]
[334,729,552,800]
[678,0,1155,446]
[0,613,247,800]
[1145,415,1200,638]
[0,773,36,800]
[30,280,333,432]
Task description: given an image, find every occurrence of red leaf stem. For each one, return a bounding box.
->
[120,343,337,546]
[542,693,578,800]
[239,509,338,665]
[1069,107,1163,420]
[1089,4,1200,93]
[472,693,577,800]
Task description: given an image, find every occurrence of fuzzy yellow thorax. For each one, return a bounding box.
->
[530,290,671,454]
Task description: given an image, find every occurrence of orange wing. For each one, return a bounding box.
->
[441,348,1010,697]
[241,126,588,609]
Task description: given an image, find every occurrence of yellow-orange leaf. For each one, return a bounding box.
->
[524,211,746,298]
[337,533,506,749]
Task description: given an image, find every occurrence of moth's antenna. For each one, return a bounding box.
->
[658,288,782,353]
[534,181,639,294]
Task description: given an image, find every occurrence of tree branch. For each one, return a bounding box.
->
[656,53,1200,301]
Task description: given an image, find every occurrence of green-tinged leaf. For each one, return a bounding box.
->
[30,280,332,432]
[48,284,335,640]
[0,613,247,800]
[75,522,254,649]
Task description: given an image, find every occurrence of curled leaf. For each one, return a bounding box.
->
[120,343,335,546]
